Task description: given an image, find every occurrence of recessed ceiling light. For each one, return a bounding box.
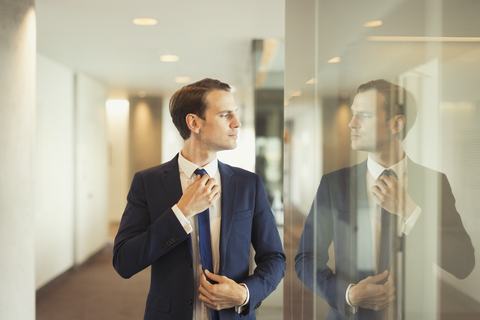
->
[132,18,158,26]
[160,55,180,62]
[328,56,341,63]
[175,76,191,83]
[363,20,383,27]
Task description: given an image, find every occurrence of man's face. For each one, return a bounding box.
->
[349,89,393,153]
[197,90,241,152]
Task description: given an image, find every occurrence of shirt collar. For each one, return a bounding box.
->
[367,153,407,180]
[178,152,219,179]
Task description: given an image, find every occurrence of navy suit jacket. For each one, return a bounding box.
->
[295,159,475,320]
[113,154,285,320]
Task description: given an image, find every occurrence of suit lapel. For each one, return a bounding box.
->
[160,154,183,206]
[159,154,192,256]
[218,161,237,274]
[351,160,369,211]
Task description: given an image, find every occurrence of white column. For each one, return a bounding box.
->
[0,0,36,319]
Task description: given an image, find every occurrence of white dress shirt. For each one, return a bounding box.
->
[171,152,249,319]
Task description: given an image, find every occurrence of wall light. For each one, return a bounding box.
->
[106,100,129,118]
[363,20,383,27]
[132,18,158,26]
[175,76,191,83]
[367,36,480,42]
[328,56,341,63]
[160,55,180,62]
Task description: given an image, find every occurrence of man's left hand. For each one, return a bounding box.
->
[198,270,247,311]
[371,175,415,221]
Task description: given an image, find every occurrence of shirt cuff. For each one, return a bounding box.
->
[235,283,250,314]
[345,284,358,314]
[402,205,421,235]
[172,205,193,234]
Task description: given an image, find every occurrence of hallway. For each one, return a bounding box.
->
[36,245,150,320]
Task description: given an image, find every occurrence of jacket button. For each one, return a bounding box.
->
[188,260,193,267]
[188,299,193,305]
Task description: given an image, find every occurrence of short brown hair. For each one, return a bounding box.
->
[357,79,418,140]
[169,78,231,140]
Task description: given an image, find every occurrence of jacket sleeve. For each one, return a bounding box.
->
[295,175,351,318]
[438,173,475,279]
[240,175,286,316]
[112,171,189,279]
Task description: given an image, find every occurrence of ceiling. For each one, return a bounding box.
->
[285,0,480,102]
[36,0,285,97]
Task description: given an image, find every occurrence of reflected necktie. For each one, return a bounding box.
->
[377,169,397,283]
[194,169,219,320]
[375,169,398,320]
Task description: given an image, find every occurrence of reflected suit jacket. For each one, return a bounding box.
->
[295,159,475,320]
[113,154,286,320]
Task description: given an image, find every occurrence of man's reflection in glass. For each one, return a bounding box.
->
[295,79,475,319]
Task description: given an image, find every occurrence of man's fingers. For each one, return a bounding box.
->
[205,269,223,282]
[369,270,389,283]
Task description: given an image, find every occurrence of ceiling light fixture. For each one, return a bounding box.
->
[160,55,180,62]
[363,20,383,27]
[328,56,341,63]
[132,18,158,26]
[175,76,191,83]
[367,36,480,42]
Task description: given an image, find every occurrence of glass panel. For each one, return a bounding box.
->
[285,0,479,319]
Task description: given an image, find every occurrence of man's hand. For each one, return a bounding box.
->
[371,175,415,221]
[198,270,247,311]
[348,271,396,311]
[177,174,220,219]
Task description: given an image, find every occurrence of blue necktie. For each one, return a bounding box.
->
[194,169,219,320]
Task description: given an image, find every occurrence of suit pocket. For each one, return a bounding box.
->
[234,209,252,221]
[146,293,170,313]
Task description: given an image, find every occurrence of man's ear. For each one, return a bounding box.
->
[391,115,405,135]
[186,114,200,134]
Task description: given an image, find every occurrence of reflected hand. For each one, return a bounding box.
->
[371,175,414,220]
[348,271,396,311]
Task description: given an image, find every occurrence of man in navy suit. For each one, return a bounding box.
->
[295,80,474,319]
[114,78,286,320]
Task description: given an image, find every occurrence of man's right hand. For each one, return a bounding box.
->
[177,174,220,219]
[348,271,396,311]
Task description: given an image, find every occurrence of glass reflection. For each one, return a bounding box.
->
[284,0,480,319]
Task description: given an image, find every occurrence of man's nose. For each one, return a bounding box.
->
[349,115,358,129]
[232,115,241,128]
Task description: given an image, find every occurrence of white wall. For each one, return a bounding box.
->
[0,0,36,318]
[106,99,129,224]
[74,73,109,264]
[35,59,109,286]
[35,54,75,288]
